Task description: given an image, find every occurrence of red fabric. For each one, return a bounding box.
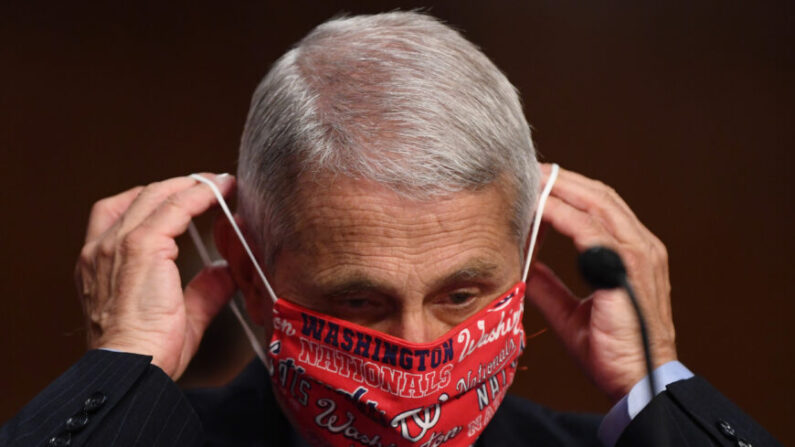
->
[268,282,527,447]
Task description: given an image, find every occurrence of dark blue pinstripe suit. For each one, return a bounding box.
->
[0,350,780,446]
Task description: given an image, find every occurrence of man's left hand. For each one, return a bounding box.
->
[526,164,678,402]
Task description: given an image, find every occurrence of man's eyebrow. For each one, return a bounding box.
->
[431,259,500,291]
[318,274,398,299]
[315,259,501,299]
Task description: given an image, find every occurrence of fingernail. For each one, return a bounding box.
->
[215,173,233,184]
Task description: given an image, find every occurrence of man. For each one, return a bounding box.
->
[0,11,780,446]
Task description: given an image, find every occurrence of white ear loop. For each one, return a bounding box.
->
[187,173,277,367]
[188,174,278,303]
[522,163,559,282]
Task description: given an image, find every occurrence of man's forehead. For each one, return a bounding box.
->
[279,177,512,256]
[269,174,521,282]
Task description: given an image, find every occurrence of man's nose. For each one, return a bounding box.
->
[384,309,441,344]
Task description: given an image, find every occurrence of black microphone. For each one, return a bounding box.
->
[578,247,659,417]
[578,246,627,290]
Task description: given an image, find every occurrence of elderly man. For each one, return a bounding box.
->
[1,11,779,447]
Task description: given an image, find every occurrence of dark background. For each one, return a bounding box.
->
[1,1,792,444]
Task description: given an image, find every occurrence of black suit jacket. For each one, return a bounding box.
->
[0,350,781,446]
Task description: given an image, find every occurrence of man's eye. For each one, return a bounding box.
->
[328,297,390,324]
[344,298,370,309]
[447,292,476,306]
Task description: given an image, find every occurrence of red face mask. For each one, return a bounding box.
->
[268,282,527,447]
[188,163,559,447]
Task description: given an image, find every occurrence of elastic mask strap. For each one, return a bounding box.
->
[189,174,278,303]
[188,173,277,368]
[522,163,559,282]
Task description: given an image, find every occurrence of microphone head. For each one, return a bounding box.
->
[578,246,627,290]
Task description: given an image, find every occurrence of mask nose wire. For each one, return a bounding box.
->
[522,163,560,283]
[187,173,276,367]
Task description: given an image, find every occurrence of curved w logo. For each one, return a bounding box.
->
[389,394,448,442]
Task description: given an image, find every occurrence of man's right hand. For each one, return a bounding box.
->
[74,173,237,380]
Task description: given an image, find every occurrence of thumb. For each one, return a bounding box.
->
[525,262,580,335]
[184,260,237,335]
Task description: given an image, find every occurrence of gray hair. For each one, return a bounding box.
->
[237,11,540,267]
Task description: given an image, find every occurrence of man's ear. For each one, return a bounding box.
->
[214,214,271,326]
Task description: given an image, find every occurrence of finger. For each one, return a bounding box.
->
[540,164,633,214]
[541,195,616,250]
[85,186,144,243]
[117,173,219,236]
[95,175,233,315]
[184,261,237,339]
[540,165,643,242]
[525,262,581,333]
[89,175,223,295]
[549,165,663,245]
[135,174,235,242]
